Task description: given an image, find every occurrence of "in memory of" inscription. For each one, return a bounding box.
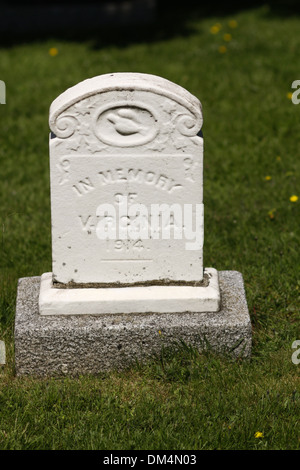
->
[72,168,183,196]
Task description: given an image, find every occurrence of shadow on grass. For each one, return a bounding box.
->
[132,337,249,384]
[1,0,300,49]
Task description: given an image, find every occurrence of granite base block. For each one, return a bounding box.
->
[14,271,252,377]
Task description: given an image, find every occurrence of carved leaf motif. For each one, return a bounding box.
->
[160,121,175,135]
[56,159,70,185]
[78,122,91,136]
[67,137,89,152]
[173,136,188,150]
[74,100,93,115]
[66,138,81,152]
[147,139,167,152]
[87,139,107,154]
[161,101,177,114]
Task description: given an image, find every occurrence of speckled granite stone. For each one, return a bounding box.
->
[14,271,252,376]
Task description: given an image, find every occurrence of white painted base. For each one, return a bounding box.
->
[39,268,220,316]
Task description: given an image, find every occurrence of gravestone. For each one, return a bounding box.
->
[40,73,219,315]
[14,73,252,376]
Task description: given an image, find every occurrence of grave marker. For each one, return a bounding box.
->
[39,73,220,315]
[14,73,252,376]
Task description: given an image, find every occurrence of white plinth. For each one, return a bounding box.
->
[39,268,220,315]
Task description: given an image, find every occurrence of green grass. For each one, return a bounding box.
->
[0,3,299,450]
[0,347,298,450]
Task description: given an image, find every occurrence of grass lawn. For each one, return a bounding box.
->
[0,2,299,450]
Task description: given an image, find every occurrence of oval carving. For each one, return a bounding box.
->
[94,103,158,147]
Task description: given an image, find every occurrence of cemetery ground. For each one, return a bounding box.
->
[0,4,299,450]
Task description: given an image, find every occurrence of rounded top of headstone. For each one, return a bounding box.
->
[49,73,203,133]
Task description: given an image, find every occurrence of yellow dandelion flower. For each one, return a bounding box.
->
[223,33,232,42]
[255,431,264,438]
[49,47,58,57]
[287,92,293,100]
[228,20,238,28]
[158,330,162,335]
[219,45,227,54]
[290,195,298,202]
[265,175,272,181]
[268,209,276,220]
[210,24,221,34]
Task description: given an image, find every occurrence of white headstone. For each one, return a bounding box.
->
[39,73,220,315]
